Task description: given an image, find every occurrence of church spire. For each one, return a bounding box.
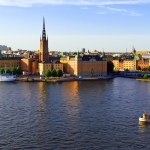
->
[42,17,46,40]
[43,17,45,30]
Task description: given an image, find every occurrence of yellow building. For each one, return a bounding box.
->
[38,63,52,75]
[123,59,137,71]
[60,55,107,77]
[112,60,120,71]
[53,62,63,72]
[136,51,150,55]
[0,57,21,70]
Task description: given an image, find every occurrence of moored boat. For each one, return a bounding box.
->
[139,113,150,124]
[0,74,16,82]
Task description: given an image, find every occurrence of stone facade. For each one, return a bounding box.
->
[60,55,107,77]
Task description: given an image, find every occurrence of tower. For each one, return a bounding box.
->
[39,17,49,63]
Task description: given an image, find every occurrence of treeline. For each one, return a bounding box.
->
[45,69,63,77]
[0,66,22,75]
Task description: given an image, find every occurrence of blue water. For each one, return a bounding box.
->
[0,78,150,149]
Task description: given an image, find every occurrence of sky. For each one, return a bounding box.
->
[1,0,150,52]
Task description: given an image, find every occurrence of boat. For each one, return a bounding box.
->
[139,113,150,124]
[0,74,16,82]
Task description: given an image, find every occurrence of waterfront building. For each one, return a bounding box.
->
[123,59,137,71]
[0,57,21,70]
[21,58,38,74]
[137,59,149,70]
[60,54,107,77]
[112,60,120,71]
[38,18,53,75]
[113,59,137,71]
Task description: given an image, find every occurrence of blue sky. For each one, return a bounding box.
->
[0,0,150,52]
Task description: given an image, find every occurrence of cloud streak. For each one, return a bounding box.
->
[0,0,147,16]
[0,0,150,7]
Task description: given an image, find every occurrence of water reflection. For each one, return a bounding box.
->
[62,81,80,122]
[37,82,48,112]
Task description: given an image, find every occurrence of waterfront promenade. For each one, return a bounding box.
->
[16,75,114,82]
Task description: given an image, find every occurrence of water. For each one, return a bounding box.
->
[0,78,150,149]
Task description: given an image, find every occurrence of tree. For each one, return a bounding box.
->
[51,69,57,77]
[107,61,114,74]
[6,69,11,74]
[11,68,17,75]
[143,74,149,79]
[16,66,22,75]
[45,69,51,77]
[57,70,63,77]
[0,68,5,74]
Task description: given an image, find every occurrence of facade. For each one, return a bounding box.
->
[137,59,149,70]
[38,63,52,75]
[123,60,137,71]
[60,55,107,77]
[113,59,137,71]
[21,58,38,74]
[0,57,21,70]
[112,60,120,71]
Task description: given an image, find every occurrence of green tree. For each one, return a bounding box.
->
[0,68,5,74]
[45,69,51,77]
[16,66,22,75]
[51,69,57,77]
[143,74,149,79]
[107,61,114,74]
[6,69,11,74]
[11,68,17,75]
[57,70,63,77]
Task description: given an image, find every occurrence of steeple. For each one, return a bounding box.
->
[39,17,49,63]
[42,17,46,40]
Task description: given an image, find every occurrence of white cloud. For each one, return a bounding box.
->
[102,6,142,16]
[0,0,147,16]
[0,0,150,7]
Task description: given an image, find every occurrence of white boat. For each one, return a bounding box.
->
[139,113,150,124]
[0,74,16,82]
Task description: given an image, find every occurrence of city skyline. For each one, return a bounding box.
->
[1,0,150,52]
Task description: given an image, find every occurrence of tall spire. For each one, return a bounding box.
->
[42,17,46,40]
[43,17,45,30]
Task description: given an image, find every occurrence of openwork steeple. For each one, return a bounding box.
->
[42,17,46,40]
[39,17,49,63]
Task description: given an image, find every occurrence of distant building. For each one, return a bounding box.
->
[0,45,8,51]
[113,59,137,71]
[137,59,149,70]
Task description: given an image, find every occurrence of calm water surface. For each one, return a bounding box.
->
[0,78,150,149]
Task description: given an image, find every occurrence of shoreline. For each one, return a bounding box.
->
[136,78,150,82]
[16,76,114,83]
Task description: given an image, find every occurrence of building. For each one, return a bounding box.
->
[0,57,21,70]
[21,58,38,74]
[123,60,136,71]
[39,18,49,63]
[137,59,149,70]
[112,60,120,71]
[38,18,52,75]
[60,54,107,77]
